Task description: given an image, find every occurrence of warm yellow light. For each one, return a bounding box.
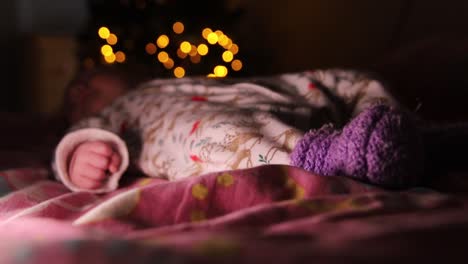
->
[207,32,218,45]
[229,44,239,55]
[177,48,188,59]
[180,41,191,53]
[207,73,216,78]
[218,35,229,46]
[222,51,234,62]
[164,58,174,69]
[202,28,212,39]
[231,59,243,71]
[98,27,110,39]
[156,35,169,48]
[106,33,118,45]
[101,45,113,57]
[215,30,223,37]
[104,53,116,64]
[197,44,209,56]
[157,51,169,63]
[174,67,185,78]
[190,54,201,64]
[145,43,157,55]
[172,21,184,34]
[189,45,198,56]
[223,38,233,49]
[115,51,126,63]
[214,65,228,77]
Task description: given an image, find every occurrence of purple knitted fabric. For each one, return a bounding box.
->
[290,104,423,187]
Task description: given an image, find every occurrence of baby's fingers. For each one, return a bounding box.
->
[81,164,108,181]
[72,175,103,190]
[108,152,122,173]
[86,152,111,170]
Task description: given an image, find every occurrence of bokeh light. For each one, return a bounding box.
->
[104,53,116,64]
[207,32,218,44]
[229,44,239,55]
[214,65,228,77]
[231,59,243,71]
[98,27,110,39]
[202,28,212,39]
[94,21,242,76]
[222,51,234,62]
[156,35,170,48]
[164,58,174,69]
[157,51,169,63]
[172,21,184,34]
[218,35,229,46]
[145,43,157,55]
[197,44,209,56]
[180,41,191,53]
[174,67,185,78]
[101,45,113,56]
[106,33,118,45]
[223,39,233,49]
[115,51,126,63]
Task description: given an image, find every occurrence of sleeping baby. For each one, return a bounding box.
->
[53,68,423,193]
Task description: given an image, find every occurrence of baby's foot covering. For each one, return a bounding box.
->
[290,104,423,187]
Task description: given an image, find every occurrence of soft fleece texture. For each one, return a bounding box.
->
[291,104,424,187]
[53,128,129,193]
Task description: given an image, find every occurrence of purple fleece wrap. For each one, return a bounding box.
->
[290,104,423,187]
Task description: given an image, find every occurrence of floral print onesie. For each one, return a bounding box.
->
[53,69,396,192]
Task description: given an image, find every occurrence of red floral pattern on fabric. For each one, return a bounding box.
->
[189,120,201,136]
[191,96,207,102]
[190,155,203,162]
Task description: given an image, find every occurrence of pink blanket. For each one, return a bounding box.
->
[1,164,468,263]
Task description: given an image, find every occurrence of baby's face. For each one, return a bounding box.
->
[68,74,127,124]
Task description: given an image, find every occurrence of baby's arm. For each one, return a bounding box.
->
[68,141,121,190]
[53,126,130,193]
[53,94,135,192]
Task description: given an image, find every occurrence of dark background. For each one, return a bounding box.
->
[1,0,467,122]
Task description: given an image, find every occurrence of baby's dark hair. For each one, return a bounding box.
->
[59,66,131,128]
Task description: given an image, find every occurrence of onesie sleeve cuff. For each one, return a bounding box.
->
[53,128,130,193]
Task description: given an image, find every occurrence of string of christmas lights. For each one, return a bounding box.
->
[95,21,243,78]
[77,0,247,79]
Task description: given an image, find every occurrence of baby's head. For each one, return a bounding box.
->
[64,67,130,124]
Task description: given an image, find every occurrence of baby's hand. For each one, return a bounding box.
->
[68,141,121,190]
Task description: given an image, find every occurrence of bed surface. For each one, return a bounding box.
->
[1,163,468,263]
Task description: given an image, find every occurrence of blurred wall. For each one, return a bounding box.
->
[230,0,468,73]
[396,0,468,44]
[0,0,88,113]
[231,0,404,73]
[17,0,88,35]
[0,0,20,112]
